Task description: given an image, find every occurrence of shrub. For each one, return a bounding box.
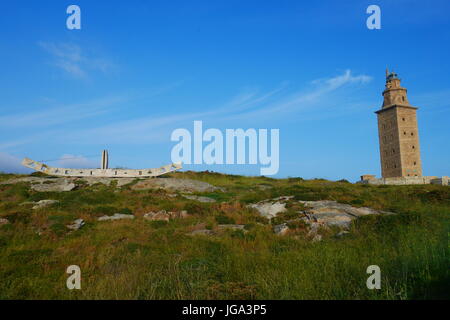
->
[215,215,235,224]
[119,208,133,215]
[148,220,168,228]
[92,206,118,216]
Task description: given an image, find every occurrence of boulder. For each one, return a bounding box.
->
[303,212,355,229]
[31,180,75,192]
[0,218,10,226]
[143,211,170,222]
[298,200,392,217]
[248,201,287,219]
[273,223,289,235]
[66,218,85,231]
[336,231,350,238]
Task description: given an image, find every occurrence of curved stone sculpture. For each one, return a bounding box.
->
[21,157,182,178]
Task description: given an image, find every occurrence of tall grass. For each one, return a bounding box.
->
[0,172,448,299]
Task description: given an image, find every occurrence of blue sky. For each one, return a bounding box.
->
[1,0,449,181]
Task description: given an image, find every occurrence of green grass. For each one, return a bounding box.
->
[0,171,448,299]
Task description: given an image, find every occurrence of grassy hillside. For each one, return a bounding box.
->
[0,171,448,299]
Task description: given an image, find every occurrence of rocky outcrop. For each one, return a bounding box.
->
[251,197,395,237]
[247,196,293,219]
[0,177,76,192]
[98,213,135,221]
[132,178,221,193]
[66,219,85,231]
[143,210,190,221]
[31,180,76,192]
[80,177,136,187]
[143,211,170,221]
[1,176,221,193]
[182,195,216,203]
[273,223,289,235]
[188,229,215,236]
[22,199,60,210]
[217,224,246,231]
[298,200,392,217]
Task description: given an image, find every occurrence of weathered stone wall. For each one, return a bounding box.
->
[396,107,422,177]
[359,176,449,186]
[377,106,403,177]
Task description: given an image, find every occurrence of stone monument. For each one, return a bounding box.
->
[22,150,182,178]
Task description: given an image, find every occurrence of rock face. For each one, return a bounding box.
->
[132,178,220,193]
[66,219,85,231]
[98,214,135,221]
[247,196,293,219]
[182,195,216,203]
[0,218,10,226]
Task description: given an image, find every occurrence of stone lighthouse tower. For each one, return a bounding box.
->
[375,69,423,178]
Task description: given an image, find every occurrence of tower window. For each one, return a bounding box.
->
[412,145,415,149]
[403,131,406,135]
[392,148,395,154]
[402,96,405,102]
[414,161,417,165]
[402,117,405,121]
[411,132,414,136]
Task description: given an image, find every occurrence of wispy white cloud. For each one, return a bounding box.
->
[0,70,373,149]
[234,69,372,117]
[0,95,125,129]
[56,154,98,168]
[45,70,372,144]
[0,152,31,173]
[38,42,116,78]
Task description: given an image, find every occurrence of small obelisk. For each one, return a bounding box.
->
[101,150,109,170]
